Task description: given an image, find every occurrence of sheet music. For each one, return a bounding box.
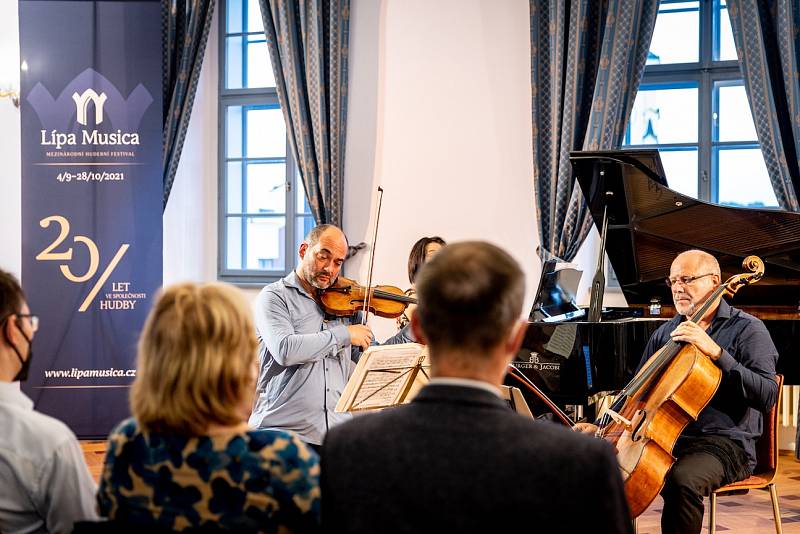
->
[352,349,424,409]
[544,323,578,358]
[336,343,428,412]
[352,368,412,409]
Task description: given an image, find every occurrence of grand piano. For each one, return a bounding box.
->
[511,149,800,418]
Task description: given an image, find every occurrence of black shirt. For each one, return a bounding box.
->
[637,299,778,470]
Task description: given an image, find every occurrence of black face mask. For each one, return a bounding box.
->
[3,316,33,382]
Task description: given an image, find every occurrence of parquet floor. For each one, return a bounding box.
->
[81,440,106,482]
[81,442,800,532]
[635,451,800,533]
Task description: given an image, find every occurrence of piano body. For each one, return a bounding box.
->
[511,149,800,417]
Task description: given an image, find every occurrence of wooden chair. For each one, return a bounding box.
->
[708,374,784,534]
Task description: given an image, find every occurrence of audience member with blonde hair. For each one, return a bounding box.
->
[97,282,321,532]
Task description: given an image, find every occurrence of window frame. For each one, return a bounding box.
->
[625,0,755,204]
[218,0,307,285]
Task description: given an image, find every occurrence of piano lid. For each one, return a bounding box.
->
[570,149,800,307]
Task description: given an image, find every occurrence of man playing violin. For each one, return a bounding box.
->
[576,249,778,534]
[249,224,415,451]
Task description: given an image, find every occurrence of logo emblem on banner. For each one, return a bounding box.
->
[72,89,108,126]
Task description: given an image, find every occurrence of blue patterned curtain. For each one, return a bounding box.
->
[530,0,658,261]
[727,1,800,211]
[162,0,215,211]
[257,0,349,226]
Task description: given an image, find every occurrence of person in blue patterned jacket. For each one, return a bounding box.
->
[97,282,320,533]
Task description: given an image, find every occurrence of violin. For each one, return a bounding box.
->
[319,276,416,319]
[324,186,418,323]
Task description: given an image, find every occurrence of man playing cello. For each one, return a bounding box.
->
[576,249,778,534]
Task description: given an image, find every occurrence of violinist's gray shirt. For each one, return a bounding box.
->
[249,271,414,445]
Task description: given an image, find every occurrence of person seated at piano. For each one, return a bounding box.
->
[575,249,778,534]
[321,241,632,534]
[396,235,445,329]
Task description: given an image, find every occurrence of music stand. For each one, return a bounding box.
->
[336,343,534,417]
[335,343,430,413]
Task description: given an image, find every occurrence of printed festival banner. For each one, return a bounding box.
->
[19,0,162,437]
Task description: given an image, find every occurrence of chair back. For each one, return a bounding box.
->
[753,374,783,475]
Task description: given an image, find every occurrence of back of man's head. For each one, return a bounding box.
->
[415,241,524,355]
[0,270,24,323]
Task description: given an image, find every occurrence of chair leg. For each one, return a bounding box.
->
[709,492,717,534]
[768,483,782,534]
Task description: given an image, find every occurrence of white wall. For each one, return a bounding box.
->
[0,0,21,279]
[344,0,540,340]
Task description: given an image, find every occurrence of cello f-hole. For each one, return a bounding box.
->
[631,410,647,442]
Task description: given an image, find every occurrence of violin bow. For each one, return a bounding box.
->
[360,186,384,325]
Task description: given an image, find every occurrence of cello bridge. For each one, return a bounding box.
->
[604,409,633,430]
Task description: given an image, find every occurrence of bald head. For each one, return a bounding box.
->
[305,224,347,249]
[669,249,722,317]
[672,250,721,278]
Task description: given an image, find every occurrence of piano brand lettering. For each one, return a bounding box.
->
[518,352,560,372]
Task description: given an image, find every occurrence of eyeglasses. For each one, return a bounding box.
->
[665,273,714,288]
[16,314,39,333]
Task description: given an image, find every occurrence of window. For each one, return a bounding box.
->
[219,0,315,284]
[624,0,777,208]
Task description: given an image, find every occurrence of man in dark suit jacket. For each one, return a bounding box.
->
[321,241,632,533]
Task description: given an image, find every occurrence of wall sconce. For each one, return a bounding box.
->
[0,89,19,108]
[0,60,25,109]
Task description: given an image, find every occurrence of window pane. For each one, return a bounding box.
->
[647,1,699,65]
[295,216,315,253]
[247,0,265,33]
[717,84,756,142]
[247,163,286,214]
[227,161,243,213]
[247,217,286,270]
[226,0,243,34]
[716,2,737,61]
[225,36,244,89]
[246,107,286,158]
[660,149,699,198]
[627,85,698,144]
[226,217,243,270]
[226,106,243,158]
[296,178,311,214]
[247,38,275,88]
[717,148,777,207]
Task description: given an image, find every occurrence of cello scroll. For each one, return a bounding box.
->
[722,255,764,298]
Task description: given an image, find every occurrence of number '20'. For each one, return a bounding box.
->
[35,215,100,283]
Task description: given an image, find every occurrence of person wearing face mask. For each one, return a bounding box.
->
[0,269,98,533]
[249,224,415,452]
[575,249,778,534]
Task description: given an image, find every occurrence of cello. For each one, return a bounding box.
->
[593,255,765,517]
